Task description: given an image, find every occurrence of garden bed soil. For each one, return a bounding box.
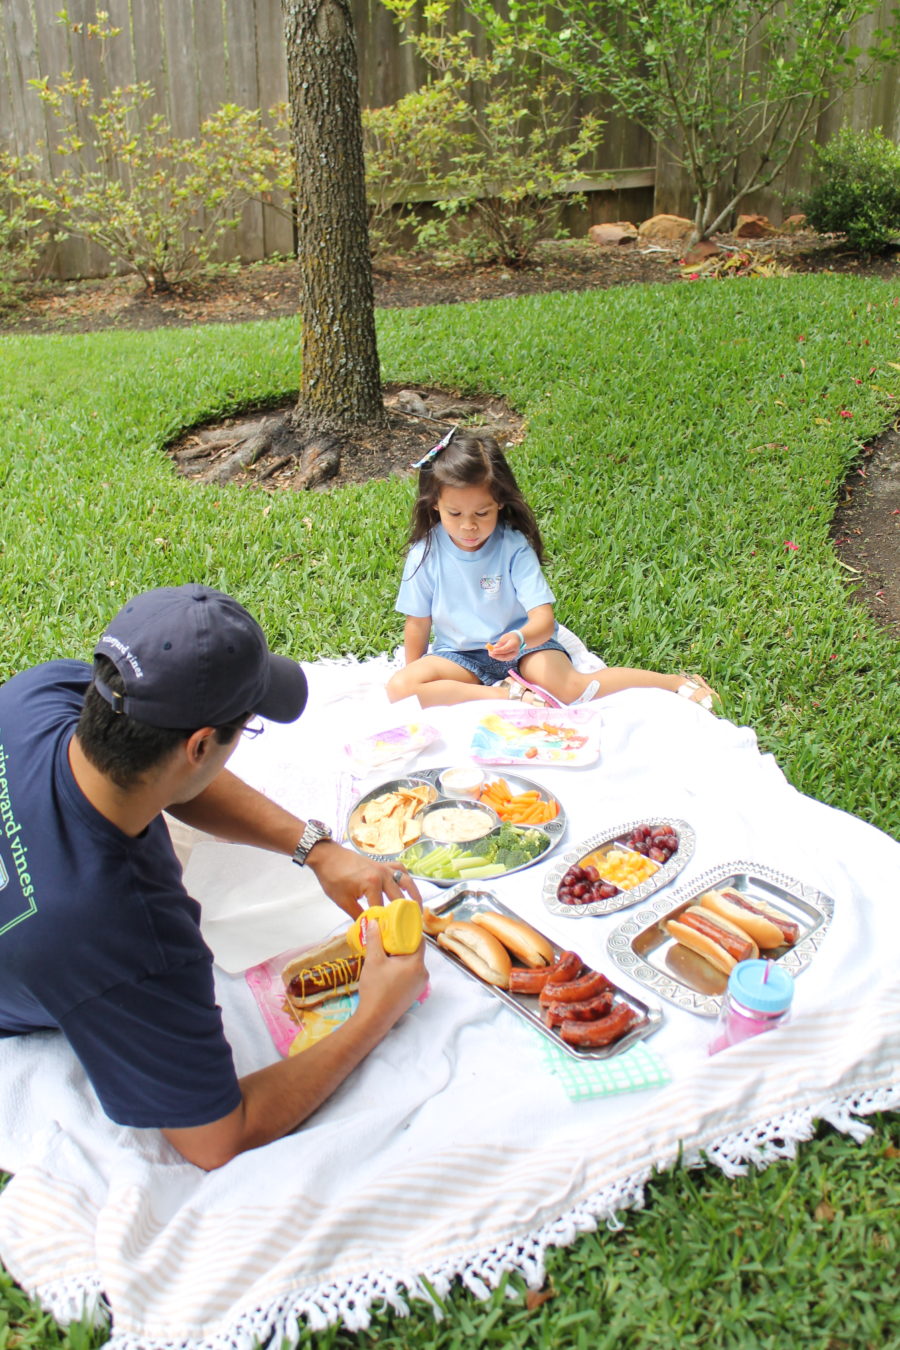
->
[3,232,898,632]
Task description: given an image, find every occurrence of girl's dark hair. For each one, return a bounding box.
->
[76,655,248,791]
[408,433,544,563]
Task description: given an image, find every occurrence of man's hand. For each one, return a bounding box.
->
[355,919,428,1021]
[162,924,428,1170]
[306,840,422,918]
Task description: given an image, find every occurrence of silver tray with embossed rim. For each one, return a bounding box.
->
[542,817,695,918]
[605,860,835,1017]
[346,766,566,885]
[428,884,663,1060]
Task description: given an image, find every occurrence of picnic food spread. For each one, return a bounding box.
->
[420,803,497,843]
[348,782,436,854]
[606,862,833,1016]
[424,894,657,1057]
[556,822,683,906]
[664,886,800,974]
[477,776,561,825]
[282,933,364,1011]
[347,766,566,882]
[699,887,800,948]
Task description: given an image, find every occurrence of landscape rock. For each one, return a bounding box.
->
[681,239,723,265]
[735,213,778,238]
[783,213,808,233]
[637,214,695,245]
[588,221,638,246]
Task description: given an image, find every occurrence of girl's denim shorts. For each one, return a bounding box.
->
[432,636,569,686]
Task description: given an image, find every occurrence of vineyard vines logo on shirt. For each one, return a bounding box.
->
[0,735,37,932]
[480,574,501,596]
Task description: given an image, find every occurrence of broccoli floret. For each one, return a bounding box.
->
[464,836,495,859]
[520,829,549,859]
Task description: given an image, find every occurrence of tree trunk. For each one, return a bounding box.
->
[281,0,387,435]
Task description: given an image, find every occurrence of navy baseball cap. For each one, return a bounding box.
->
[93,584,308,729]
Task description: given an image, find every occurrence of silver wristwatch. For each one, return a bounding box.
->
[291,819,332,867]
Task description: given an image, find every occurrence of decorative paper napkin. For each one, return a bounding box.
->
[540,1038,671,1101]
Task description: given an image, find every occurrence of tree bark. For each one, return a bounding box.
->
[282,0,387,435]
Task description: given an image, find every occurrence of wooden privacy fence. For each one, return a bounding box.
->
[1,0,898,280]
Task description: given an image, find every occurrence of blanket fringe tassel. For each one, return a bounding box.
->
[30,1082,898,1350]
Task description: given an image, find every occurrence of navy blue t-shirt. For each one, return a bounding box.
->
[0,660,242,1128]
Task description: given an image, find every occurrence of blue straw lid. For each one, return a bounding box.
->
[727,959,794,1012]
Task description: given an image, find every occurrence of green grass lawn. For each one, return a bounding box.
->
[1,272,898,1348]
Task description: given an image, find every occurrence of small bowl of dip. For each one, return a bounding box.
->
[418,797,499,845]
[438,765,485,799]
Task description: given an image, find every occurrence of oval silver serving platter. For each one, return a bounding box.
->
[542,816,695,918]
[605,860,835,1017]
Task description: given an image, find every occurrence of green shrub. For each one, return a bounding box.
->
[362,85,470,256]
[0,152,49,308]
[378,6,604,266]
[27,12,289,291]
[803,125,900,252]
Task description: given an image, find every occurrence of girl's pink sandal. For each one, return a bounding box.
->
[502,670,563,709]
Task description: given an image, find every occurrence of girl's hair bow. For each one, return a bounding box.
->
[411,424,457,470]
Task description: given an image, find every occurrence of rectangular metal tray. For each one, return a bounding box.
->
[428,884,663,1060]
[605,860,834,1017]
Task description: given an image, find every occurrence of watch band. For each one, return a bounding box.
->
[291,819,333,867]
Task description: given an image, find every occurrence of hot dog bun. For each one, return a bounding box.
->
[282,933,363,1009]
[665,906,759,975]
[437,920,512,988]
[471,911,555,968]
[422,907,453,936]
[698,889,786,950]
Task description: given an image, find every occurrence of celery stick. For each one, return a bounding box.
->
[455,863,506,879]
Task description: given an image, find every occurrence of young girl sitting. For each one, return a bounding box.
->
[386,431,718,711]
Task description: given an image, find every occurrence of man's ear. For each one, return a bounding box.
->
[184,727,216,766]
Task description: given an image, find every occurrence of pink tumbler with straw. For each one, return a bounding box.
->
[709,959,794,1055]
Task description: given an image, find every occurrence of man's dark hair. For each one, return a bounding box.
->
[77,656,248,790]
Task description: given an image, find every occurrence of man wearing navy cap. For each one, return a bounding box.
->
[0,584,426,1169]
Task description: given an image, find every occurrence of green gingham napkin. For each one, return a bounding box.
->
[540,1037,670,1101]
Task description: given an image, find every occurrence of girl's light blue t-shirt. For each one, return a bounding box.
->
[396,523,555,651]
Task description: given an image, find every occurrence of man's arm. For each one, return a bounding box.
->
[167,768,420,916]
[162,926,427,1170]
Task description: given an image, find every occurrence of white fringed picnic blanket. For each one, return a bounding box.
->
[1,654,899,1350]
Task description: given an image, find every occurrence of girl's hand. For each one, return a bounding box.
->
[488,630,525,661]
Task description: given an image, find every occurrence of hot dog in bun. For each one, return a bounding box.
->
[698,888,799,949]
[437,920,512,987]
[665,905,759,975]
[282,933,363,1010]
[471,911,555,968]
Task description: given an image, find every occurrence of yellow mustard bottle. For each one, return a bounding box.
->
[347,898,424,956]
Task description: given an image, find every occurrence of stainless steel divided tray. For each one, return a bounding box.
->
[346,767,566,886]
[427,884,663,1061]
[605,860,835,1017]
[543,817,695,918]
